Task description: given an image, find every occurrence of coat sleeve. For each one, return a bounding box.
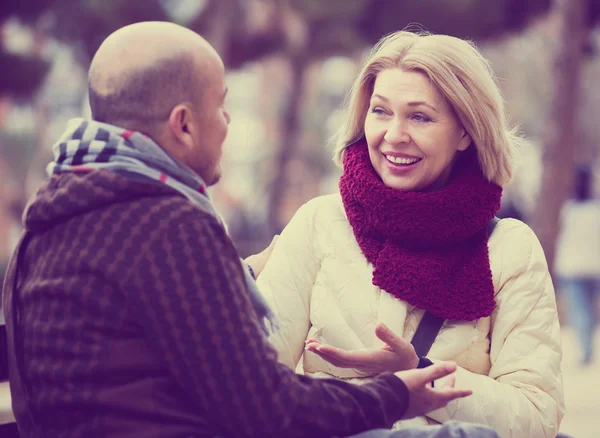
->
[427,221,565,437]
[256,202,320,370]
[122,207,409,438]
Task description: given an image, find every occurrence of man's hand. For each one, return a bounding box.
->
[304,323,419,375]
[395,362,472,419]
[244,235,278,278]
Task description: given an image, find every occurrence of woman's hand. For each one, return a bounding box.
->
[244,235,279,278]
[304,323,419,375]
[396,361,472,419]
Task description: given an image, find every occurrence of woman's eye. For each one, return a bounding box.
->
[370,107,386,115]
[412,113,431,122]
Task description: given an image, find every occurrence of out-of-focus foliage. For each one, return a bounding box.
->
[0,0,591,100]
[0,0,53,23]
[188,0,288,69]
[0,1,52,98]
[2,0,563,87]
[0,51,49,99]
[289,0,554,58]
[47,0,169,62]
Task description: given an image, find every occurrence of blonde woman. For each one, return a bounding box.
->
[256,31,564,437]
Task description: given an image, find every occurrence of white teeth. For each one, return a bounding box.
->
[385,155,420,165]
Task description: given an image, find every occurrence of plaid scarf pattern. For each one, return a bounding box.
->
[47,118,276,335]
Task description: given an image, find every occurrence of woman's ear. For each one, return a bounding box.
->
[457,130,471,151]
[167,104,195,152]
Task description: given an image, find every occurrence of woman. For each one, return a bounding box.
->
[256,31,564,437]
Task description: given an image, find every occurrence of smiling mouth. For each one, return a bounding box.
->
[384,154,422,166]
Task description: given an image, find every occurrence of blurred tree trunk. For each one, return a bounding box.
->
[264,4,310,235]
[532,0,586,278]
[267,54,307,234]
[188,0,238,64]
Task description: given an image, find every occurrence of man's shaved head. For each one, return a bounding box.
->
[88,21,219,131]
[88,21,230,185]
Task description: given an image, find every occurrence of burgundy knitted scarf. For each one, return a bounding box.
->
[339,141,502,321]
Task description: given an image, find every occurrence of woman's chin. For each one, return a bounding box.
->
[381,173,421,192]
[383,179,418,192]
[381,171,450,193]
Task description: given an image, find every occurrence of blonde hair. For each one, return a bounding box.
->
[332,31,525,186]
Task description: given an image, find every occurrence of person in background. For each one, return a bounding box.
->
[556,165,600,366]
[257,30,564,437]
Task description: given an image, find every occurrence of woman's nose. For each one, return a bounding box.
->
[383,120,411,145]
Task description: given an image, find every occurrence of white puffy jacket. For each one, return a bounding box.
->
[257,194,564,438]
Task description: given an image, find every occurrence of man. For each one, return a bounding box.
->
[2,22,497,438]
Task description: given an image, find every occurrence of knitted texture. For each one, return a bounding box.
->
[339,141,502,321]
[3,170,409,438]
[45,117,276,335]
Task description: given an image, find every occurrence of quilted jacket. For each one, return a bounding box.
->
[257,194,565,438]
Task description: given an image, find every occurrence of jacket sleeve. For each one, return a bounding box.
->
[427,221,565,437]
[256,202,319,370]
[122,207,408,438]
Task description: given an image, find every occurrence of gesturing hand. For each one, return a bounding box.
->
[304,323,419,375]
[396,361,472,419]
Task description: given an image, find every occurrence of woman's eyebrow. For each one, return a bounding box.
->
[371,94,438,113]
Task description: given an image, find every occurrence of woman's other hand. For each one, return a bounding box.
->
[305,323,419,375]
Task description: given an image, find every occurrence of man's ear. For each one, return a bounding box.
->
[457,130,471,151]
[167,104,195,152]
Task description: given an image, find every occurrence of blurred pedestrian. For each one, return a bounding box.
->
[556,165,600,365]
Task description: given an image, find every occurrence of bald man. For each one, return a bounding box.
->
[88,22,229,186]
[2,22,490,438]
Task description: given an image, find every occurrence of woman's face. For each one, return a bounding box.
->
[364,68,471,192]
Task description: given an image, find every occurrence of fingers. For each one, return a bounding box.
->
[305,343,390,369]
[414,387,472,416]
[375,323,407,351]
[428,387,472,404]
[309,344,360,365]
[415,362,457,385]
[305,342,352,368]
[436,373,456,390]
[305,341,321,352]
[307,347,350,368]
[422,365,471,405]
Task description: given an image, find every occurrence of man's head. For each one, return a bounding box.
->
[88,21,230,185]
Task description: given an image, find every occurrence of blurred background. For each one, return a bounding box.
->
[0,0,599,436]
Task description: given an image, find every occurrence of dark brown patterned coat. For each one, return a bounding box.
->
[2,170,409,438]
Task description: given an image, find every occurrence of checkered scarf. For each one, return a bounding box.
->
[47,118,276,335]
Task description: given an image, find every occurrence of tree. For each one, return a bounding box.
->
[532,0,587,277]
